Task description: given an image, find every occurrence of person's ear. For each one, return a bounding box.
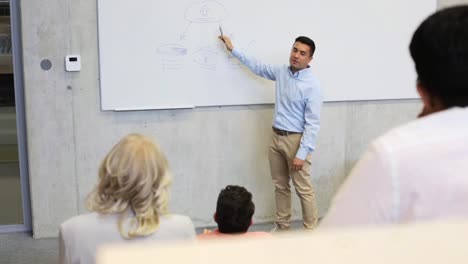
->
[214,212,218,223]
[417,82,430,109]
[250,219,253,227]
[417,83,429,117]
[417,82,444,117]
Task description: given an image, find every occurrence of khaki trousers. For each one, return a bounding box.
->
[268,132,318,230]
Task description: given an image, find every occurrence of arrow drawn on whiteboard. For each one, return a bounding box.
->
[179,22,193,40]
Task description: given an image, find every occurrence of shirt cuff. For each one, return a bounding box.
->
[296,147,310,160]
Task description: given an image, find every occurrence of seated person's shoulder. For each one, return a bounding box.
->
[162,214,193,225]
[160,214,196,237]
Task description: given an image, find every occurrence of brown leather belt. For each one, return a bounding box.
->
[272,127,302,136]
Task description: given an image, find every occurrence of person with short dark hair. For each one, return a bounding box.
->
[219,34,322,231]
[198,185,270,239]
[216,185,255,233]
[321,5,468,227]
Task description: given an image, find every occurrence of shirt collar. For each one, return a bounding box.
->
[289,65,311,79]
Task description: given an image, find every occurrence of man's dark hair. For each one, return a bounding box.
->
[295,36,316,57]
[409,5,468,108]
[215,185,255,234]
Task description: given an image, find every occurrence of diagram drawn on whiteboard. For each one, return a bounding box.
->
[156,0,250,71]
[157,44,188,70]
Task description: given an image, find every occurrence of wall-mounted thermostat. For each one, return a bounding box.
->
[65,55,81,72]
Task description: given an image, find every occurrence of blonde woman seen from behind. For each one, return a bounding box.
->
[59,134,196,264]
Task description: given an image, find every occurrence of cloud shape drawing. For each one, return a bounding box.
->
[185,1,228,23]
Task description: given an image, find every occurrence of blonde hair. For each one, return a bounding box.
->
[86,133,172,239]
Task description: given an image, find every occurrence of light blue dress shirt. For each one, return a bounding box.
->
[232,48,323,160]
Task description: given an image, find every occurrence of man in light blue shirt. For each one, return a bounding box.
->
[220,35,323,230]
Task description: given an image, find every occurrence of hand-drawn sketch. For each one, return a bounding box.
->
[157,44,188,70]
[192,46,218,70]
[185,0,228,23]
[179,22,193,40]
[179,1,227,40]
[156,1,252,71]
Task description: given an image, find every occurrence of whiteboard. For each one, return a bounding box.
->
[97,0,437,110]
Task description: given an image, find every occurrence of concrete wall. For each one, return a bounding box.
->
[19,0,466,238]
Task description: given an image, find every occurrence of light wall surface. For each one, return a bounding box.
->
[19,0,466,237]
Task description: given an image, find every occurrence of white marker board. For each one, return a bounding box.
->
[97,0,436,110]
